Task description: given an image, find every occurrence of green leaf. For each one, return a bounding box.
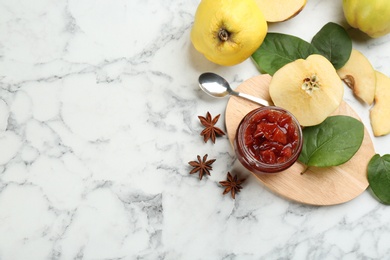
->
[368,154,390,205]
[298,115,364,167]
[251,33,319,75]
[311,22,352,69]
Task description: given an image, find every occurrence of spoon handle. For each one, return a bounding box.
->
[233,91,270,107]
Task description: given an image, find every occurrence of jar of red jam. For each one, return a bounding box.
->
[234,106,303,174]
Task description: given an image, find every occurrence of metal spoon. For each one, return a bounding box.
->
[198,72,270,107]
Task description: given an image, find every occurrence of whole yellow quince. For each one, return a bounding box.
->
[343,0,390,38]
[191,0,267,66]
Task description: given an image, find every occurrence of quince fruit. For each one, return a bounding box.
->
[269,55,343,127]
[370,71,390,136]
[343,0,390,38]
[190,0,267,66]
[255,0,307,22]
[337,49,376,105]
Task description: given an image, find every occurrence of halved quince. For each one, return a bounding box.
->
[337,49,376,105]
[370,71,390,136]
[255,0,307,22]
[269,54,343,127]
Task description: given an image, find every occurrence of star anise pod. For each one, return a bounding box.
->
[188,154,216,180]
[198,112,225,143]
[219,172,245,199]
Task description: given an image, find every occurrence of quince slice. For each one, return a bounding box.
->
[337,49,376,105]
[255,0,307,22]
[269,54,343,127]
[370,71,390,136]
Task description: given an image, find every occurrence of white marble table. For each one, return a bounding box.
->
[1,0,390,259]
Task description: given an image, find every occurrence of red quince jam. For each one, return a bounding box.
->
[244,109,299,164]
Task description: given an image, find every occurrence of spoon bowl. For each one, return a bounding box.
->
[198,72,270,107]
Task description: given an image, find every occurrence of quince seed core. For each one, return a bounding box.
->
[302,74,321,95]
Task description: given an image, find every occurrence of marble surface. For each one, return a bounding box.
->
[1,0,390,259]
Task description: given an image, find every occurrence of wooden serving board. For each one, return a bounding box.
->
[225,75,376,206]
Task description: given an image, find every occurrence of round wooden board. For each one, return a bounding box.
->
[225,75,376,206]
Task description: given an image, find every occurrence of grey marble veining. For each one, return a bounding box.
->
[1,0,390,259]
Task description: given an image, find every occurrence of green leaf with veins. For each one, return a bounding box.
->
[298,115,364,167]
[368,154,390,205]
[311,22,352,69]
[251,33,319,75]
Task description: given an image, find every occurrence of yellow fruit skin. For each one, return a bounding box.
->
[343,0,390,38]
[190,0,267,66]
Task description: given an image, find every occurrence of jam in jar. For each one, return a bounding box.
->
[234,106,303,174]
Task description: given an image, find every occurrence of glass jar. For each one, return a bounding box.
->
[234,106,303,174]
